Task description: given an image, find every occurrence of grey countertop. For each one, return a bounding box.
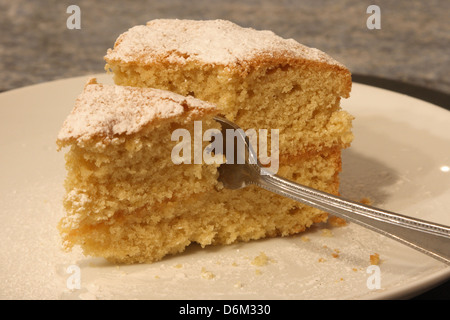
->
[1,0,449,300]
[1,0,449,94]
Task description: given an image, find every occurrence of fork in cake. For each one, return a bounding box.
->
[215,116,450,266]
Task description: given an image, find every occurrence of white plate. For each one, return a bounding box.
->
[0,74,449,300]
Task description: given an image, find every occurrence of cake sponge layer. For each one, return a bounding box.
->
[60,148,340,264]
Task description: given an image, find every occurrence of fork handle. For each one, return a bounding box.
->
[253,171,450,265]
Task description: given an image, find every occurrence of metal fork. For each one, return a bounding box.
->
[214,116,450,265]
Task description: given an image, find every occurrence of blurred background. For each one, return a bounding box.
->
[1,0,449,95]
[1,0,449,299]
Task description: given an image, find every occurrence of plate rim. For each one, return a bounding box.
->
[352,74,450,111]
[350,74,450,299]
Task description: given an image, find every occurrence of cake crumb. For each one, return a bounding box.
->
[251,252,269,266]
[300,235,310,242]
[331,248,340,258]
[255,269,262,276]
[328,216,347,227]
[321,229,333,237]
[234,281,243,289]
[173,263,183,269]
[360,197,372,205]
[370,253,380,265]
[318,258,326,263]
[201,267,215,280]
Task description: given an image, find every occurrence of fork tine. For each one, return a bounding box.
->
[213,116,260,189]
[214,116,259,165]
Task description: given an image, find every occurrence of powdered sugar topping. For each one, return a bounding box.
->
[57,78,216,145]
[105,19,345,70]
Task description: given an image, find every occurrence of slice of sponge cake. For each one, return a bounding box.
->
[57,78,223,263]
[104,19,353,157]
[57,20,354,264]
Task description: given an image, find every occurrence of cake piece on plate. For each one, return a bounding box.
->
[105,19,353,156]
[57,20,354,264]
[57,78,222,263]
[101,19,354,262]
